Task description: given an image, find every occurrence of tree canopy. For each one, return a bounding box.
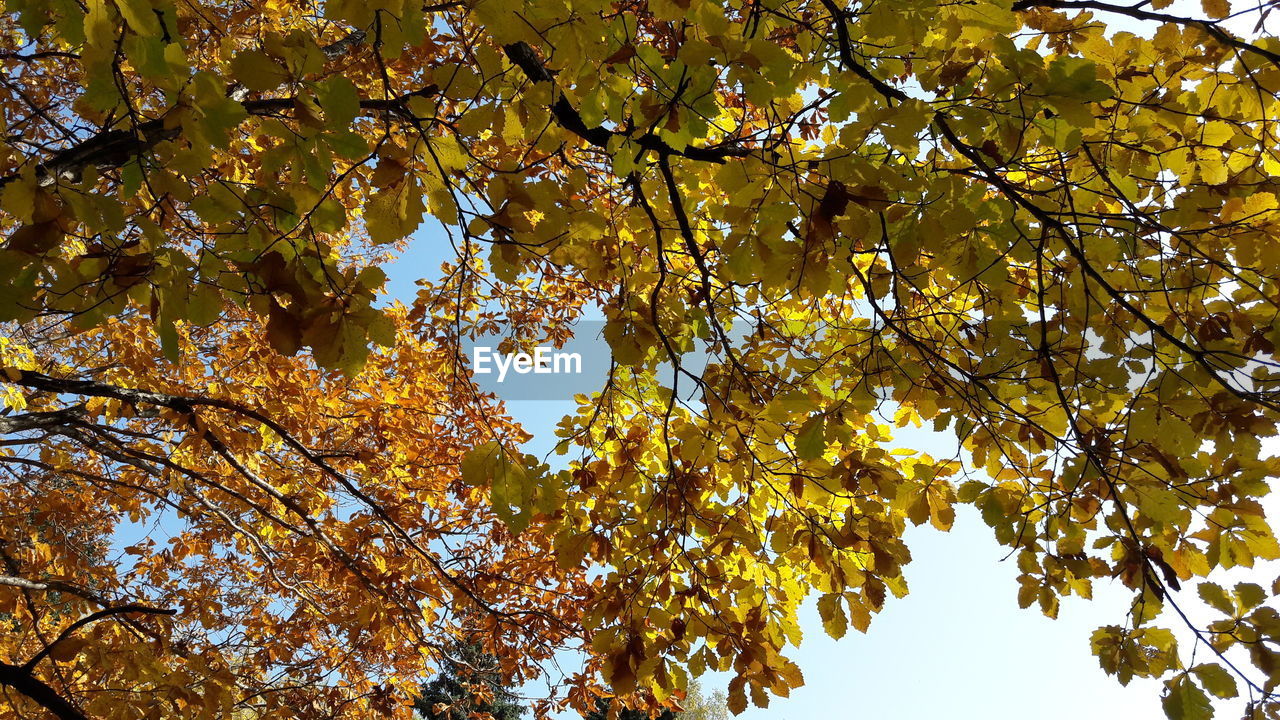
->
[2,0,1280,719]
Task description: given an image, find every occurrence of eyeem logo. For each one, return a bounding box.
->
[472,346,584,383]
[462,322,609,401]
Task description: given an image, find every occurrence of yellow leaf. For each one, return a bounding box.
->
[0,170,37,223]
[365,179,425,245]
[816,593,847,640]
[1201,120,1233,147]
[1201,0,1229,18]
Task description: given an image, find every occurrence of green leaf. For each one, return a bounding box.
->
[1161,675,1213,720]
[460,441,501,486]
[157,319,180,362]
[365,180,425,245]
[186,284,222,326]
[1091,626,1124,680]
[957,481,986,503]
[83,0,116,49]
[603,319,648,366]
[333,321,370,375]
[229,50,289,92]
[1044,57,1112,102]
[490,454,533,534]
[356,266,387,290]
[364,311,396,349]
[460,442,534,534]
[1235,582,1266,612]
[1191,663,1238,699]
[326,130,371,160]
[794,414,826,461]
[0,171,37,223]
[1198,583,1234,615]
[115,0,161,36]
[316,76,361,129]
[553,529,592,570]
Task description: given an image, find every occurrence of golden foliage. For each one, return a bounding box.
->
[2,0,1280,718]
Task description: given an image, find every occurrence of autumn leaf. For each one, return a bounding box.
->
[46,637,90,663]
[1202,0,1230,19]
[794,414,826,461]
[602,43,637,65]
[1191,664,1238,699]
[1162,676,1213,720]
[817,593,847,640]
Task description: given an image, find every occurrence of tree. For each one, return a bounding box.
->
[0,309,593,720]
[415,641,525,720]
[583,680,723,720]
[676,681,727,720]
[2,0,1280,719]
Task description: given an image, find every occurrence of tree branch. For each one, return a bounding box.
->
[0,663,91,720]
[0,29,429,190]
[1011,0,1280,68]
[815,0,1280,415]
[501,41,749,164]
[0,407,85,435]
[0,85,441,190]
[22,604,176,672]
[0,369,524,621]
[0,574,53,591]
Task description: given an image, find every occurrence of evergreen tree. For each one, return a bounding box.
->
[414,642,524,720]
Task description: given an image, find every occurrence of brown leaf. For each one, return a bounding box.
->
[806,180,850,244]
[980,139,1004,165]
[5,221,64,255]
[602,44,637,65]
[849,184,891,211]
[47,637,89,663]
[266,300,303,355]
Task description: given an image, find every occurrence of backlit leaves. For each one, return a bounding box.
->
[0,309,590,720]
[1163,675,1214,720]
[816,593,848,640]
[3,0,1280,718]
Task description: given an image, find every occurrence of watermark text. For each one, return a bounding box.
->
[472,346,583,383]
